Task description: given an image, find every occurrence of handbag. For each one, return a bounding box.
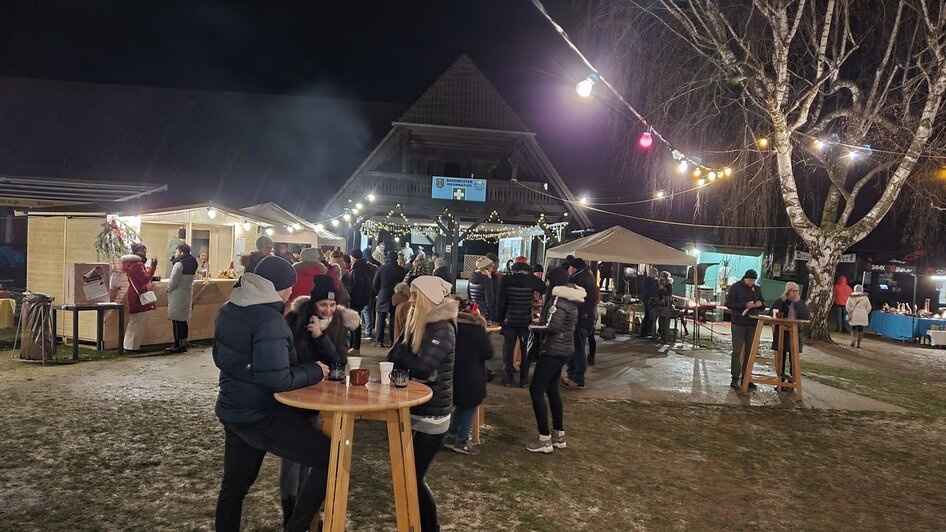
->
[128,273,157,306]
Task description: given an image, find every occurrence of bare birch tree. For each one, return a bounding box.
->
[583,0,946,339]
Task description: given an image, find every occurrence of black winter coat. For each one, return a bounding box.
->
[213,273,323,424]
[530,284,586,358]
[433,266,454,289]
[373,260,406,313]
[497,266,546,327]
[725,280,766,326]
[468,271,496,322]
[453,312,494,408]
[285,296,361,366]
[387,300,459,418]
[344,258,376,311]
[770,297,810,352]
[569,269,599,330]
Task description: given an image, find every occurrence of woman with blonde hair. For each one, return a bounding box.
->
[386,275,457,531]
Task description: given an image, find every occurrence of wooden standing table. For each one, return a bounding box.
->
[741,315,809,400]
[274,380,432,532]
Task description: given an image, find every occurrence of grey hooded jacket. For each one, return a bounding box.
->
[529,284,587,358]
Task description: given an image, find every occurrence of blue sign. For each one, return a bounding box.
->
[431,176,487,202]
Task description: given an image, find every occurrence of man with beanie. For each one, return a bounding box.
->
[468,256,497,322]
[497,260,547,387]
[213,255,331,532]
[563,258,599,388]
[432,257,453,289]
[725,269,766,390]
[166,227,187,277]
[373,250,406,346]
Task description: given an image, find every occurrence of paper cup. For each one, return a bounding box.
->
[348,356,362,370]
[380,362,394,385]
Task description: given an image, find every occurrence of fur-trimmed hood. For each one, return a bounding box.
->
[289,295,361,330]
[552,284,587,303]
[419,298,460,326]
[121,254,144,263]
[456,311,487,328]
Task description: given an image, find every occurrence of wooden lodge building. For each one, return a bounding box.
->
[325,55,591,275]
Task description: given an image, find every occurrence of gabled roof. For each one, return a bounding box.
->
[398,55,530,133]
[242,202,346,243]
[0,175,166,205]
[546,226,695,266]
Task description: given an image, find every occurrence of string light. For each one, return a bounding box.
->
[580,196,588,205]
[315,224,324,232]
[576,75,596,98]
[286,225,295,233]
[366,194,376,202]
[638,131,654,150]
[241,221,251,231]
[756,138,769,149]
[265,227,275,236]
[723,167,733,176]
[655,190,666,199]
[677,160,688,173]
[206,207,217,219]
[355,202,363,210]
[708,171,717,181]
[342,213,351,222]
[331,219,339,227]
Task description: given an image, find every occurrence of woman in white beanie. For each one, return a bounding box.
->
[386,275,458,531]
[845,284,871,348]
[770,282,810,386]
[468,256,496,322]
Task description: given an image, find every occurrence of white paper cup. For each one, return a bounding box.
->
[348,356,362,370]
[380,362,394,385]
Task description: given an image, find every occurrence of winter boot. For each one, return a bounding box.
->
[526,434,553,454]
[180,339,188,353]
[551,429,567,449]
[281,496,296,529]
[856,331,864,348]
[850,331,856,347]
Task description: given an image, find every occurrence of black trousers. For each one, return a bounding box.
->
[215,409,331,532]
[502,325,531,385]
[172,320,188,346]
[588,332,596,359]
[375,309,396,344]
[350,326,362,350]
[413,431,446,532]
[529,355,568,436]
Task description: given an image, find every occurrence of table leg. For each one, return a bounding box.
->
[775,324,785,387]
[386,409,410,532]
[50,309,58,365]
[472,404,483,445]
[96,309,104,351]
[72,309,80,362]
[118,308,125,355]
[321,412,355,532]
[390,406,422,531]
[790,325,803,401]
[740,320,766,394]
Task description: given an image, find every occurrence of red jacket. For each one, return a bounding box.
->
[289,261,344,306]
[833,276,853,306]
[122,254,157,314]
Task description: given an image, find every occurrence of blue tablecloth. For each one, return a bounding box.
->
[869,312,946,341]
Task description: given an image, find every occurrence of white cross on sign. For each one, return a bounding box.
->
[452,188,466,201]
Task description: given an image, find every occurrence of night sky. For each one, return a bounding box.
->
[0,0,615,221]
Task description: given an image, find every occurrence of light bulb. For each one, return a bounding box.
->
[241,221,251,231]
[265,227,275,236]
[286,225,295,233]
[315,224,324,232]
[723,167,732,176]
[848,150,859,160]
[677,160,688,173]
[394,237,401,243]
[352,208,359,215]
[708,171,717,181]
[697,179,706,186]
[638,131,654,150]
[655,190,666,199]
[343,214,351,222]
[207,207,217,219]
[576,76,595,98]
[355,202,363,210]
[292,223,301,231]
[580,196,588,205]
[693,168,702,178]
[331,219,340,227]
[814,139,825,150]
[757,137,769,149]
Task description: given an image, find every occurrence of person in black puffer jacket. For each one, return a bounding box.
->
[564,258,599,387]
[343,249,375,353]
[212,257,331,532]
[443,298,494,455]
[526,267,586,454]
[468,256,496,322]
[496,260,547,387]
[386,275,458,532]
[279,274,360,526]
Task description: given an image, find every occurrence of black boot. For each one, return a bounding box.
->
[282,496,296,529]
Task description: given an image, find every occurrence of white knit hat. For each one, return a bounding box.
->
[410,275,452,305]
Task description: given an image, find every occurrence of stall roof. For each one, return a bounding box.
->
[241,202,346,244]
[545,226,696,266]
[17,199,286,228]
[1,175,166,206]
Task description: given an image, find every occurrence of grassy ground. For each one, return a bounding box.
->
[2,350,946,531]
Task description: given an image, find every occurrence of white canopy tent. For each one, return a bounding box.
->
[544,226,696,268]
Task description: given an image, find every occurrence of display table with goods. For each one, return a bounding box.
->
[275,380,432,532]
[869,311,946,342]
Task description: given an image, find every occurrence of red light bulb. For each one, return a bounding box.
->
[638,131,653,150]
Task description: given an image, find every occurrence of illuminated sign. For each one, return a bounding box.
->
[431,176,487,202]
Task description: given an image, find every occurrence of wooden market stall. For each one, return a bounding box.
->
[21,201,322,350]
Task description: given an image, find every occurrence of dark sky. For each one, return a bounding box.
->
[0,0,618,224]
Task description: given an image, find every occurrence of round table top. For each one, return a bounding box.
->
[274,380,432,413]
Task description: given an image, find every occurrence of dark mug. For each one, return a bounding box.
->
[328,363,346,381]
[392,369,410,388]
[350,368,370,386]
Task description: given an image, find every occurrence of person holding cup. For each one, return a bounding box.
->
[386,275,457,531]
[280,274,360,527]
[770,281,810,385]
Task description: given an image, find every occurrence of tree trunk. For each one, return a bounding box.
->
[805,241,843,340]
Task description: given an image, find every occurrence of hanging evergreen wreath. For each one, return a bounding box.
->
[94,219,140,264]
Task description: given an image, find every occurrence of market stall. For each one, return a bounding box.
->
[22,201,311,350]
[869,311,946,342]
